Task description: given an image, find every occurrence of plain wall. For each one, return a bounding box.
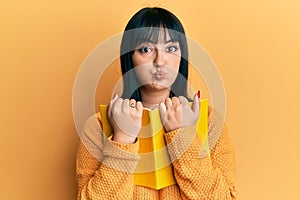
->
[1,0,299,199]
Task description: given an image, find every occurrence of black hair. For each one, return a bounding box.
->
[120,7,189,101]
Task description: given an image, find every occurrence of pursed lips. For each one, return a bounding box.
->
[154,71,166,79]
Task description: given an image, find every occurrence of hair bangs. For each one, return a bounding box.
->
[135,27,182,46]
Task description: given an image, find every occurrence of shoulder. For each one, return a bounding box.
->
[207,105,225,131]
[78,112,104,161]
[83,112,102,127]
[207,105,230,151]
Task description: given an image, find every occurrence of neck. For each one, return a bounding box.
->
[140,87,170,109]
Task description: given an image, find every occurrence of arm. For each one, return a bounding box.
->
[76,114,140,200]
[164,108,237,200]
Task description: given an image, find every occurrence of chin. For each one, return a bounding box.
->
[149,82,171,90]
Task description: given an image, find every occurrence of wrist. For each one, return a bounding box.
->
[112,131,137,144]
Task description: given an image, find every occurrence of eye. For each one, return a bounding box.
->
[166,45,179,53]
[138,46,153,53]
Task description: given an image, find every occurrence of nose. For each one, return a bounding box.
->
[154,48,165,67]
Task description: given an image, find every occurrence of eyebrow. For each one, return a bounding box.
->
[165,39,178,43]
[139,38,178,44]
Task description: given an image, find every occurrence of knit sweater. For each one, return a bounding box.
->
[76,107,237,199]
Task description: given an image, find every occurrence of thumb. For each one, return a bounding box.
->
[192,93,200,119]
[108,93,118,118]
[159,102,167,125]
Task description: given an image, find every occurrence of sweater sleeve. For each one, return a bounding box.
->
[163,108,237,200]
[76,114,140,200]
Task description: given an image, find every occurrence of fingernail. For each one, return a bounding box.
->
[113,93,118,99]
[197,90,200,98]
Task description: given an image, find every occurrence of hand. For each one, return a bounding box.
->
[108,94,143,144]
[159,94,200,132]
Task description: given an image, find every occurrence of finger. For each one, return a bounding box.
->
[108,94,118,118]
[172,97,180,108]
[129,99,136,109]
[113,97,123,115]
[122,99,130,113]
[165,98,172,110]
[136,101,143,113]
[192,93,200,119]
[159,102,167,125]
[178,96,189,108]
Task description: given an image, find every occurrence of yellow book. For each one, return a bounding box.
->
[99,99,209,190]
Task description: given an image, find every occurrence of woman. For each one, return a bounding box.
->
[76,7,236,199]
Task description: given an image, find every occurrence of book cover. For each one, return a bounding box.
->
[99,99,209,190]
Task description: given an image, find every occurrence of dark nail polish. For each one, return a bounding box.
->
[197,90,200,98]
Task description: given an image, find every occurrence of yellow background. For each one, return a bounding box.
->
[1,0,299,199]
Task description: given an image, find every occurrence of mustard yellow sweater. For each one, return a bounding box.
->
[76,108,237,199]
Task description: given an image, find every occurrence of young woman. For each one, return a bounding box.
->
[76,7,236,199]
